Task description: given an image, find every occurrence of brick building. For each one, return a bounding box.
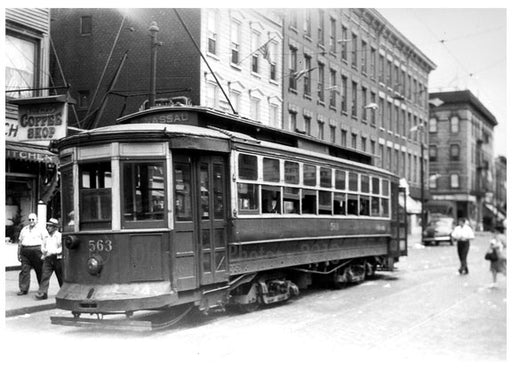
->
[282,9,436,233]
[427,90,498,230]
[49,8,282,129]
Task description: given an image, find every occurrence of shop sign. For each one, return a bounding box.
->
[6,101,68,142]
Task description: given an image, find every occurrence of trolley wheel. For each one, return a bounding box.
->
[238,302,260,314]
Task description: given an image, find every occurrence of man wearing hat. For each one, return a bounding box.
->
[35,218,63,300]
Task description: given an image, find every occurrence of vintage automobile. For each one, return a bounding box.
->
[422,217,455,246]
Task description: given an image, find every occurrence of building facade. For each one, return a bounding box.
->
[5,8,70,242]
[281,9,436,233]
[49,8,282,130]
[427,90,498,230]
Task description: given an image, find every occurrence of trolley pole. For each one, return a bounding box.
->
[149,21,160,108]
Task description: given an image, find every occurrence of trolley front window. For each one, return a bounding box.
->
[122,162,166,227]
[79,162,112,230]
[61,167,74,232]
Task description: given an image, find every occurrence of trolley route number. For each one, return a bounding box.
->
[88,239,113,253]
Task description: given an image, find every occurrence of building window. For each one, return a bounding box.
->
[351,33,358,69]
[304,9,312,37]
[207,11,218,55]
[429,174,437,189]
[205,83,218,108]
[370,92,376,125]
[386,101,392,130]
[361,40,367,75]
[361,86,368,121]
[229,90,241,113]
[303,54,312,96]
[318,121,325,140]
[318,9,325,46]
[429,145,437,162]
[450,174,460,188]
[330,125,336,143]
[318,63,325,102]
[379,144,385,168]
[231,20,241,65]
[289,46,298,91]
[250,97,261,121]
[251,32,260,74]
[386,59,392,86]
[429,117,438,133]
[379,97,385,128]
[450,144,460,161]
[378,54,384,83]
[450,116,460,133]
[361,137,367,152]
[289,11,298,29]
[351,81,358,117]
[351,133,357,149]
[304,116,311,135]
[289,111,297,131]
[269,42,277,81]
[329,69,337,107]
[341,129,347,146]
[341,26,348,61]
[329,17,336,53]
[370,48,376,79]
[5,33,38,98]
[81,16,92,35]
[269,104,279,128]
[341,75,348,113]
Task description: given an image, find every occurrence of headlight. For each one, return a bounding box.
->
[87,255,103,275]
[64,235,80,249]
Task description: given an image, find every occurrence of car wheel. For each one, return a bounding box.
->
[434,241,439,246]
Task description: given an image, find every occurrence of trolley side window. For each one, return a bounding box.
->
[122,162,166,227]
[61,166,74,232]
[79,162,112,230]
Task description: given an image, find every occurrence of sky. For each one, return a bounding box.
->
[377,7,508,158]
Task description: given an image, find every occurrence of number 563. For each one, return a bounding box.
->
[88,239,113,252]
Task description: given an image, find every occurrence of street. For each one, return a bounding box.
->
[2,232,507,369]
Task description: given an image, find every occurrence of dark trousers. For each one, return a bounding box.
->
[19,246,43,292]
[457,240,470,272]
[38,255,63,294]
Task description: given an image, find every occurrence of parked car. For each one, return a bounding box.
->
[422,217,455,246]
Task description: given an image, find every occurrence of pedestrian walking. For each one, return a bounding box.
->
[451,218,475,274]
[17,213,49,295]
[486,226,507,288]
[35,218,63,300]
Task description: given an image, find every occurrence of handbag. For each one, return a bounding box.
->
[484,248,498,262]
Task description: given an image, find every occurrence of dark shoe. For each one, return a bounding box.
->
[17,291,28,296]
[35,293,47,300]
[458,268,463,274]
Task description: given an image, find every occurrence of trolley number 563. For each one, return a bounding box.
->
[88,239,113,252]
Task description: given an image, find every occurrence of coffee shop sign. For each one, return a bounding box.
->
[6,102,68,141]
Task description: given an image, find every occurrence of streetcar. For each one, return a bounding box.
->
[51,104,407,329]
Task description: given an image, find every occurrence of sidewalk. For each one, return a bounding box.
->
[4,269,60,317]
[4,242,60,317]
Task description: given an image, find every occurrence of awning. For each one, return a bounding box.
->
[5,141,58,165]
[399,195,422,214]
[484,203,506,221]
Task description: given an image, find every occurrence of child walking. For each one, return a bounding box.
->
[487,226,506,288]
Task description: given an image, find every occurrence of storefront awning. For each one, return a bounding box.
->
[399,195,422,214]
[5,141,58,165]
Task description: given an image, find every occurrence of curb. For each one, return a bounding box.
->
[5,302,56,318]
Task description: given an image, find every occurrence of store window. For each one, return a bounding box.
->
[5,177,36,242]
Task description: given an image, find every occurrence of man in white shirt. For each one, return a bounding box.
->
[35,218,63,300]
[17,213,49,295]
[451,218,475,275]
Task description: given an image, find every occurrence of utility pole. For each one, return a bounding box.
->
[149,21,161,108]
